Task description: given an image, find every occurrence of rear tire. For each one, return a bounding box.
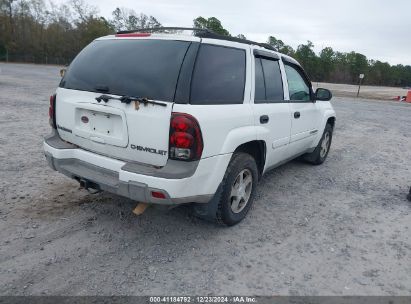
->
[303,123,333,165]
[193,152,258,226]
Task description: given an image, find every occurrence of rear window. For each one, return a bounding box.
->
[190,44,246,105]
[60,39,191,102]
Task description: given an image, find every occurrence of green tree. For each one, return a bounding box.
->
[193,16,230,36]
[330,52,350,83]
[294,41,318,79]
[267,36,294,56]
[77,17,113,47]
[318,47,335,81]
[0,0,16,54]
[367,60,392,86]
[346,52,368,83]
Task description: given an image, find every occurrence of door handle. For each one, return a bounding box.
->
[294,111,301,119]
[260,115,269,124]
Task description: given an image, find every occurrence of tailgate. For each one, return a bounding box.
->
[55,88,173,167]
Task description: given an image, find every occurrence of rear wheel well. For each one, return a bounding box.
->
[234,141,266,179]
[327,117,336,129]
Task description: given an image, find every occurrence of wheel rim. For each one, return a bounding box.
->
[230,169,253,214]
[320,132,330,158]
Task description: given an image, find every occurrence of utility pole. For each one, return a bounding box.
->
[357,74,364,97]
[6,49,8,62]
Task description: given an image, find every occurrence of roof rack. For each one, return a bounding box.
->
[116,27,213,35]
[195,31,277,52]
[115,27,277,52]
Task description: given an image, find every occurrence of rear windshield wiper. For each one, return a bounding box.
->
[95,94,167,107]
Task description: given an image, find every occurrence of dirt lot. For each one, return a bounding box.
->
[0,63,410,296]
[314,82,410,100]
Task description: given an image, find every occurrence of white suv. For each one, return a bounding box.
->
[44,28,336,225]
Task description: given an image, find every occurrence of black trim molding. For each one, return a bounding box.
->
[253,49,279,60]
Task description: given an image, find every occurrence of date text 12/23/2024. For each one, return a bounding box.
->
[149,296,257,303]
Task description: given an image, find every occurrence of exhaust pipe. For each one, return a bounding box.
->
[79,179,87,189]
[78,178,101,194]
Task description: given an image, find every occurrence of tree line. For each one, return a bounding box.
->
[1,0,410,87]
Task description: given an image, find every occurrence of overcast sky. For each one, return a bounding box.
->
[72,0,411,65]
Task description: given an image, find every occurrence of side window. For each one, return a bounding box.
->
[254,58,266,101]
[254,57,284,103]
[262,59,284,101]
[284,64,311,101]
[190,44,246,105]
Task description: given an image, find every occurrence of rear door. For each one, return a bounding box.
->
[172,39,253,159]
[56,37,197,166]
[283,62,322,155]
[251,49,291,169]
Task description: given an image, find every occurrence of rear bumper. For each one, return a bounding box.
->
[43,133,231,205]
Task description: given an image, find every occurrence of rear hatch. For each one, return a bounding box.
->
[56,37,195,167]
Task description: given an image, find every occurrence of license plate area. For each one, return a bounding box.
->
[88,111,116,136]
[73,106,128,147]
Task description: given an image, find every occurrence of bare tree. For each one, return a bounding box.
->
[110,7,161,31]
[70,0,96,23]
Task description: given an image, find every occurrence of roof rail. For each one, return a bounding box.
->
[116,27,213,35]
[195,31,277,52]
[115,27,277,52]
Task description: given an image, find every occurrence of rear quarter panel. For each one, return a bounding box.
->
[172,103,255,158]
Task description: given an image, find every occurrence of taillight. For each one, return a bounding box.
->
[169,113,203,161]
[49,94,56,129]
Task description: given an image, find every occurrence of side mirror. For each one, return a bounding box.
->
[315,88,332,101]
[60,68,66,78]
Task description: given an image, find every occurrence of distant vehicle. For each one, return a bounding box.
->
[44,28,336,225]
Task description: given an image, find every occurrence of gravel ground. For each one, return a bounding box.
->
[314,82,410,100]
[0,63,410,296]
